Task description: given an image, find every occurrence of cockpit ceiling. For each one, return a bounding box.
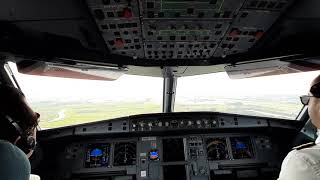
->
[87,0,290,60]
[1,0,320,67]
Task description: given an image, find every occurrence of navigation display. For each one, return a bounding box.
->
[206,137,229,160]
[85,143,110,168]
[230,137,254,159]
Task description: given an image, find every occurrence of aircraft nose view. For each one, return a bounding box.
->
[1,0,320,180]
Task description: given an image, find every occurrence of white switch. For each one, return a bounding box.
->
[141,170,147,177]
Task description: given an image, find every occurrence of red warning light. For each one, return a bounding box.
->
[229,28,240,37]
[255,30,264,39]
[123,8,133,20]
[115,38,124,48]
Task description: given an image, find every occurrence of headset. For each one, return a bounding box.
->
[0,113,36,154]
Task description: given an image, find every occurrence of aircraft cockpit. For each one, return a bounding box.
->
[0,0,320,180]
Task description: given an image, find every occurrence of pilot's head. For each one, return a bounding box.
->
[307,75,320,128]
[0,84,40,158]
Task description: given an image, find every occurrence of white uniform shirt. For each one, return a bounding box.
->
[30,174,41,180]
[278,131,320,180]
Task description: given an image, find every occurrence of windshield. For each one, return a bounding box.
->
[7,63,320,130]
[176,71,320,120]
[8,63,163,130]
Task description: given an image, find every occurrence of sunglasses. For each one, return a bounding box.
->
[300,95,313,105]
[300,82,320,105]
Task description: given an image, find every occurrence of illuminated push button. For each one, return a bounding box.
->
[148,122,152,127]
[188,121,193,126]
[229,28,240,37]
[151,142,157,149]
[115,38,124,48]
[123,8,133,19]
[196,120,201,125]
[141,171,147,177]
[158,122,162,127]
[255,30,264,39]
[165,122,169,127]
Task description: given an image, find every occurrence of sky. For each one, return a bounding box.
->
[177,70,319,98]
[7,62,320,103]
[8,62,163,103]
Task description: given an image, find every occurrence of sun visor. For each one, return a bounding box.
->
[225,59,320,79]
[16,60,126,81]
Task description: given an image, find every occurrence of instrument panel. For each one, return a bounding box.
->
[59,134,278,180]
[40,112,300,180]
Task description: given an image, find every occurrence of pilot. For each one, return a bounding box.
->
[278,75,320,180]
[0,84,40,180]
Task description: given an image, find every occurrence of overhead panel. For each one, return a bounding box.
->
[87,0,144,58]
[214,10,280,57]
[141,0,244,60]
[86,0,293,61]
[214,0,291,57]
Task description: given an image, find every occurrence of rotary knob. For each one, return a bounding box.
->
[212,120,217,127]
[199,167,206,175]
[139,122,145,127]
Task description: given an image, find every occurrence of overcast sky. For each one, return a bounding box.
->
[8,62,320,103]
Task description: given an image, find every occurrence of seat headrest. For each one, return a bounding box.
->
[0,140,31,180]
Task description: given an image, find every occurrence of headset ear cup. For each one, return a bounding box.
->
[0,113,37,154]
[16,135,36,154]
[26,136,36,150]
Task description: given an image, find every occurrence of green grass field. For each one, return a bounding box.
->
[32,102,161,129]
[32,99,303,130]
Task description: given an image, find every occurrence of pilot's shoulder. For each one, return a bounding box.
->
[292,142,316,150]
[287,142,320,166]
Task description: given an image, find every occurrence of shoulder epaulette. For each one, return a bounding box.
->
[292,142,316,150]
